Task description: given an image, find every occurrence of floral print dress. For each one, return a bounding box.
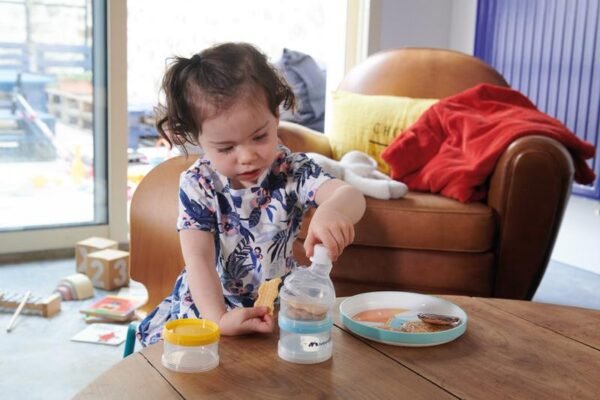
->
[137,145,333,346]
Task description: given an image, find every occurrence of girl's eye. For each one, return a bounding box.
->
[217,147,234,154]
[254,133,268,141]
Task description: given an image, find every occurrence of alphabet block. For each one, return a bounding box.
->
[85,249,130,290]
[75,237,118,273]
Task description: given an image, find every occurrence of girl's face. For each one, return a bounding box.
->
[198,93,279,189]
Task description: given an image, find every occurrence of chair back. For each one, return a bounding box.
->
[339,47,508,97]
[129,155,194,312]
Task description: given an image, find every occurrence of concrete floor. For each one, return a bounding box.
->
[0,260,125,400]
[1,257,599,400]
[551,195,600,275]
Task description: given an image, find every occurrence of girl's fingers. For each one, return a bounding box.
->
[305,221,355,261]
[244,306,268,319]
[303,232,317,257]
[345,224,355,247]
[248,312,274,333]
[319,230,342,261]
[339,223,352,248]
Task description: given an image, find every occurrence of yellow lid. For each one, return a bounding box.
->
[162,319,220,346]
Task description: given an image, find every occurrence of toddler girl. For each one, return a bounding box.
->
[137,42,365,346]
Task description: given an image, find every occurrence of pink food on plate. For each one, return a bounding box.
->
[352,308,408,323]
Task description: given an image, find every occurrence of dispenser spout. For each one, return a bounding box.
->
[310,244,332,275]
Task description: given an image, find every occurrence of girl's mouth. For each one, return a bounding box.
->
[238,169,261,180]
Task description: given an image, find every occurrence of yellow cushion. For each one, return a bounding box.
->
[326,90,437,173]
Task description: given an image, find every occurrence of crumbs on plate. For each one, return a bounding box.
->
[382,320,452,333]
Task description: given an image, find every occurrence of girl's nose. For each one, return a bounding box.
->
[238,146,257,164]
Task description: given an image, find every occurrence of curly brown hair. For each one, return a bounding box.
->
[155,42,296,155]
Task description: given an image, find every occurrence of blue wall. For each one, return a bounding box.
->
[475,0,600,199]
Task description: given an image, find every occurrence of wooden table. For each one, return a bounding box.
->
[75,296,600,399]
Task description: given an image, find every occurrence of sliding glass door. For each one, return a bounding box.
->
[0,0,125,254]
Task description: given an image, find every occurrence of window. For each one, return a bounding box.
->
[0,0,120,254]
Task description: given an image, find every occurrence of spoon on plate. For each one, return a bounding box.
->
[417,313,461,326]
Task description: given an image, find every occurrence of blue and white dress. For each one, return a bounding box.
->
[137,145,332,346]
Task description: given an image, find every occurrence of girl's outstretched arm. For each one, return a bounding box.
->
[180,230,274,335]
[304,179,366,261]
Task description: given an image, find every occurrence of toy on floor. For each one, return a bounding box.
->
[74,237,130,291]
[5,291,30,332]
[54,273,95,301]
[75,237,118,274]
[85,249,130,290]
[0,291,61,318]
[307,151,408,200]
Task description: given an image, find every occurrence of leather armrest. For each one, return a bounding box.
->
[277,120,333,157]
[487,135,574,300]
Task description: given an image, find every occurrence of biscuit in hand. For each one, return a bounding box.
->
[254,278,281,316]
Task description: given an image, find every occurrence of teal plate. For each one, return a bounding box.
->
[339,291,468,346]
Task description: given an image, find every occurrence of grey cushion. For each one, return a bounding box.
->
[274,48,326,132]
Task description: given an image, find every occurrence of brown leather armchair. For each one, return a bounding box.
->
[130,48,574,312]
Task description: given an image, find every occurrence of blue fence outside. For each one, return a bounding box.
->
[36,44,92,73]
[0,42,29,70]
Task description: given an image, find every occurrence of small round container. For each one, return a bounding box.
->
[161,319,220,373]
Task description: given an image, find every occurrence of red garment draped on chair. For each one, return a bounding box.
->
[381,83,597,202]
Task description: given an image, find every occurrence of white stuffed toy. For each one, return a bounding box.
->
[307,151,408,200]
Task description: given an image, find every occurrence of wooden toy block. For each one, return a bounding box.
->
[0,292,61,317]
[75,237,118,273]
[86,249,130,290]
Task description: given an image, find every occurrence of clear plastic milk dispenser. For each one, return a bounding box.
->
[278,244,336,364]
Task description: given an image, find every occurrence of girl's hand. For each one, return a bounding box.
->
[304,207,355,261]
[218,306,275,336]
